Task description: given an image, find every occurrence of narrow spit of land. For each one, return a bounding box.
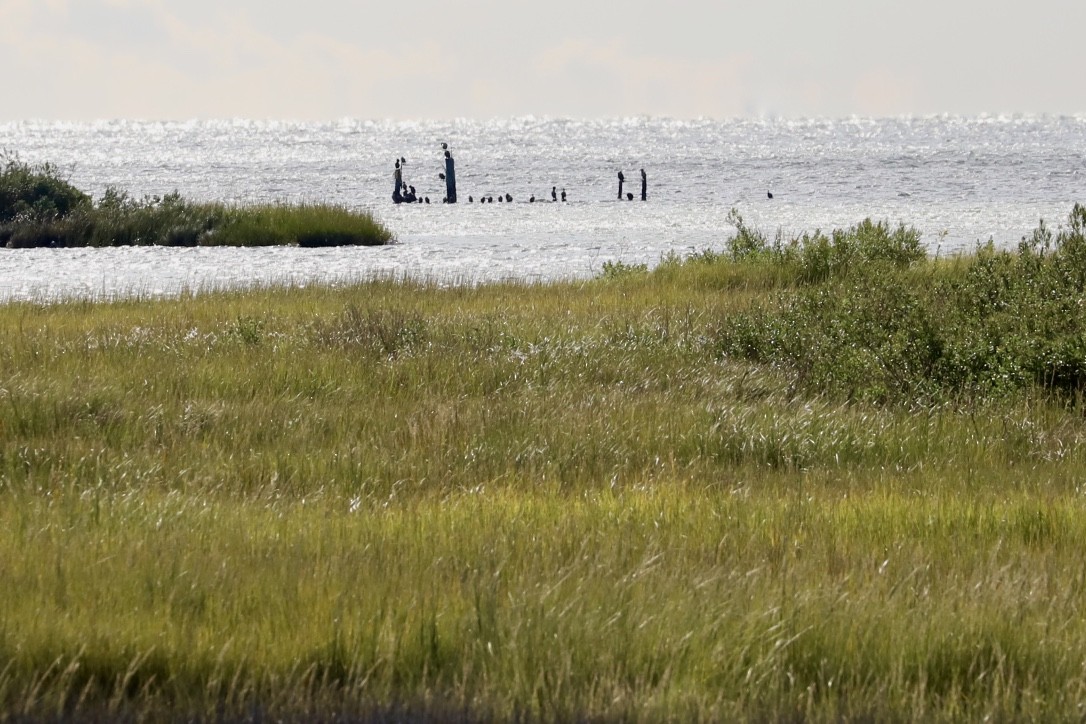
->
[0,155,392,248]
[2,206,1086,721]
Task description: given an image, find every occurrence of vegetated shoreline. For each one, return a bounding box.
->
[0,153,393,248]
[3,205,1086,722]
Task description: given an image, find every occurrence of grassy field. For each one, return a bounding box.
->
[3,209,1086,721]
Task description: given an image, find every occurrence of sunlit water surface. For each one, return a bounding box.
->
[2,116,1084,301]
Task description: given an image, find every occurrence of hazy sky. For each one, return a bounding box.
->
[3,0,1085,120]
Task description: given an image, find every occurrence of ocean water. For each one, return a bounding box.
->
[1,116,1084,301]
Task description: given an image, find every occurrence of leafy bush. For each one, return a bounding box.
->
[0,152,90,225]
[726,208,771,260]
[784,219,924,284]
[722,208,924,286]
[600,260,649,279]
[715,205,1086,403]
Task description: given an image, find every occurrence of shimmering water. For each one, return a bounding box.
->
[2,116,1084,301]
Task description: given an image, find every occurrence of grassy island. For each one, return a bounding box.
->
[0,154,392,248]
[2,205,1086,721]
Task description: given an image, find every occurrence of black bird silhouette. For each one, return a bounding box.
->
[767,191,774,199]
[441,142,448,150]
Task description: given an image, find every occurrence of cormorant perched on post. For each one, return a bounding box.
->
[443,148,457,203]
[561,189,566,202]
[552,186,557,202]
[392,159,403,204]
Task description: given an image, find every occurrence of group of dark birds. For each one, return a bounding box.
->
[467,187,567,204]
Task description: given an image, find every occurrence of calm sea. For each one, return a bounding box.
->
[1,116,1084,301]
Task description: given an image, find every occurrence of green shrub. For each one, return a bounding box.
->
[720,208,924,286]
[0,152,90,224]
[726,208,771,260]
[600,260,649,279]
[712,205,1086,402]
[784,220,925,284]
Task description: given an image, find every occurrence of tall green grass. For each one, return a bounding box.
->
[2,210,1086,720]
[6,484,1086,721]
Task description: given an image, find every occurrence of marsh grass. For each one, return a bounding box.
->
[3,211,1086,720]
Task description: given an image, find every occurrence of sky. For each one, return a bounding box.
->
[2,0,1085,121]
